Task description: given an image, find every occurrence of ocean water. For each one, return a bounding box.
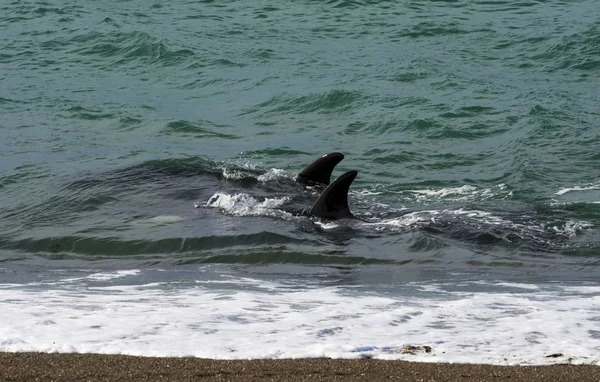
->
[1,0,600,365]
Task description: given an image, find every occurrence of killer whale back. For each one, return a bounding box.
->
[296,152,344,186]
[306,170,357,219]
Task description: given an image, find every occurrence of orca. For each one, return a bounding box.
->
[304,170,357,220]
[203,152,357,220]
[295,152,345,186]
[203,153,574,249]
[289,152,359,220]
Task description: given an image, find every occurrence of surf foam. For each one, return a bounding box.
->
[0,270,598,365]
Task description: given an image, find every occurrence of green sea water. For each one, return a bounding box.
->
[1,0,600,274]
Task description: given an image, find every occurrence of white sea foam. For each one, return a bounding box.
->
[551,220,593,237]
[203,192,292,218]
[0,271,598,365]
[313,221,340,230]
[257,168,289,182]
[220,167,248,180]
[556,184,600,196]
[364,211,434,229]
[369,208,590,241]
[406,184,510,202]
[365,208,506,230]
[352,189,382,196]
[474,281,540,291]
[220,165,291,182]
[409,185,477,198]
[130,215,185,227]
[554,183,600,205]
[59,270,141,283]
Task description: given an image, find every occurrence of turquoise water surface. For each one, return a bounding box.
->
[1,0,600,363]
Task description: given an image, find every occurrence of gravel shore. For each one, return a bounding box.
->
[1,353,599,381]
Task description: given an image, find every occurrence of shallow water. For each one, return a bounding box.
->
[1,0,599,365]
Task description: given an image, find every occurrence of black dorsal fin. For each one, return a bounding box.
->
[307,170,357,219]
[296,152,344,186]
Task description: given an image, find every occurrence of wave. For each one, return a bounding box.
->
[241,90,366,117]
[0,232,308,257]
[529,22,600,73]
[0,233,406,267]
[69,31,196,68]
[162,120,239,139]
[556,184,600,196]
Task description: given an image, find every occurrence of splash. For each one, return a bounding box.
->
[407,184,511,202]
[202,192,292,218]
[257,168,290,182]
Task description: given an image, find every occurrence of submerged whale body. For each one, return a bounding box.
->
[199,152,578,250]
